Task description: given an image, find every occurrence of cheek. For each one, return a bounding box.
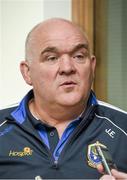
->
[79,66,94,87]
[33,68,56,88]
[80,66,92,78]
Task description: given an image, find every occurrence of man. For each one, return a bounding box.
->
[0,18,127,179]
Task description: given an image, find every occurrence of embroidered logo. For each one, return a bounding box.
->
[9,147,33,157]
[87,141,107,169]
[105,128,116,138]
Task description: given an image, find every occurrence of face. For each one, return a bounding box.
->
[20,20,96,108]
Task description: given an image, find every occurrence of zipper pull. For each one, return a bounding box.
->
[35,175,43,180]
[53,160,59,169]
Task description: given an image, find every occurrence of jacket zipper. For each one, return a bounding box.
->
[55,105,97,164]
[45,105,97,167]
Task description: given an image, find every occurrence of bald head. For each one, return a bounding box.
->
[25,18,90,61]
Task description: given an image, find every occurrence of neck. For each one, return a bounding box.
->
[29,99,86,137]
[29,98,86,123]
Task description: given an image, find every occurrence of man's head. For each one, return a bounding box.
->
[20,18,96,111]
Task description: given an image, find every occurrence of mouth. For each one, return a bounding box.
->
[60,81,77,86]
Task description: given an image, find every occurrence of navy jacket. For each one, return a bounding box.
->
[0,90,127,179]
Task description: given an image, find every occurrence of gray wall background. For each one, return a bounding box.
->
[107,0,127,110]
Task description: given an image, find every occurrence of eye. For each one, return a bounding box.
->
[74,54,84,59]
[73,53,85,62]
[73,50,89,63]
[47,56,58,61]
[44,55,59,64]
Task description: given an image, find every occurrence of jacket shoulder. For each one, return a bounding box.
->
[96,100,127,134]
[0,105,18,122]
[98,100,127,114]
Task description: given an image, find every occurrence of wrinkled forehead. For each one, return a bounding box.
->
[28,20,88,47]
[25,19,90,60]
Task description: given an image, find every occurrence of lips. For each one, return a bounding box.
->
[60,81,77,86]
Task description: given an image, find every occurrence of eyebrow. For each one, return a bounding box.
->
[71,43,89,54]
[41,43,89,55]
[41,47,58,55]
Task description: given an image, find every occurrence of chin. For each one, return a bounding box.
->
[57,94,83,107]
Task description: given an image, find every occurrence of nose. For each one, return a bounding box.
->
[59,55,76,75]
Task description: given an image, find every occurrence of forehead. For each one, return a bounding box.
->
[40,37,87,54]
[33,21,87,47]
[27,20,89,58]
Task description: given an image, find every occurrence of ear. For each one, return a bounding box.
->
[20,60,32,86]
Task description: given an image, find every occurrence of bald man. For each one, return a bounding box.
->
[0,18,127,179]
